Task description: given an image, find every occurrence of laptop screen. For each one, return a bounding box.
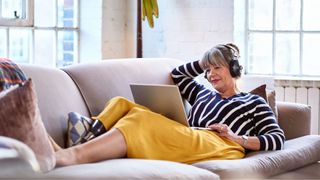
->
[130,83,189,126]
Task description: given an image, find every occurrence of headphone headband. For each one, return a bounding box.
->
[222,44,239,61]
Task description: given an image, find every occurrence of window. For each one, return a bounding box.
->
[0,0,79,67]
[234,0,320,77]
[0,0,34,26]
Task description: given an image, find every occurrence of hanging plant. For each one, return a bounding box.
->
[142,0,159,28]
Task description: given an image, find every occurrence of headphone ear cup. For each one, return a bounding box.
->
[204,70,208,79]
[229,60,242,77]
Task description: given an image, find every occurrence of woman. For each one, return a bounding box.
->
[55,43,285,167]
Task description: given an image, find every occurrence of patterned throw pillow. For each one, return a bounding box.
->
[0,79,55,172]
[0,58,27,92]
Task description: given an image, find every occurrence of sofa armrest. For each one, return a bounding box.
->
[0,136,40,172]
[277,101,311,140]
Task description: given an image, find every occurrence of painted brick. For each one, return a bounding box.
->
[97,0,234,61]
[142,0,234,60]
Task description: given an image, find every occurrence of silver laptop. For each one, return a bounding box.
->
[129,83,190,126]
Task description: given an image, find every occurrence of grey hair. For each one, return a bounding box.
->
[201,43,240,68]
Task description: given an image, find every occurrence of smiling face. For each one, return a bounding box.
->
[203,44,240,97]
[206,63,237,96]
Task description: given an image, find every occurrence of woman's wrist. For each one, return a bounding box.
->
[234,135,260,150]
[241,135,249,146]
[232,135,247,147]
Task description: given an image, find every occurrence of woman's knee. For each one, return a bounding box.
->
[109,96,148,111]
[110,96,130,103]
[106,96,134,107]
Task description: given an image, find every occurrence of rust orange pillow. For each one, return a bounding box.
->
[249,84,268,102]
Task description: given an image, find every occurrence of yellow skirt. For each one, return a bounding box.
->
[113,107,245,164]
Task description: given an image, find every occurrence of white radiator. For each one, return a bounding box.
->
[275,79,320,135]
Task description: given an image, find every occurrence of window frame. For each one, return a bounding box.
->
[236,0,320,77]
[0,0,80,67]
[0,0,34,27]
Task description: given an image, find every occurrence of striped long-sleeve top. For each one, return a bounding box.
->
[171,60,285,150]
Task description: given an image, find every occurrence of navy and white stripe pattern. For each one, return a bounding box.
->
[171,60,285,150]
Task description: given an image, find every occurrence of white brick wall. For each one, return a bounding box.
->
[83,0,234,61]
[102,0,132,59]
[142,0,234,62]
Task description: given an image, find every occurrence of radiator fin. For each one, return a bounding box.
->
[275,85,319,135]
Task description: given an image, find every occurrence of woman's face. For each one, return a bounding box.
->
[206,64,236,93]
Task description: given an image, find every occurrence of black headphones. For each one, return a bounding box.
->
[204,44,242,79]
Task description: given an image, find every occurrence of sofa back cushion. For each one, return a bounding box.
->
[63,58,184,116]
[20,64,90,148]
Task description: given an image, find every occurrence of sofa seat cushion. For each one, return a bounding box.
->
[193,135,320,178]
[44,159,219,179]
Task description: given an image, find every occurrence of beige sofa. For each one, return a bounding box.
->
[0,58,319,179]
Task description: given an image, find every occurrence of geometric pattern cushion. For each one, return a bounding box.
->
[67,112,93,147]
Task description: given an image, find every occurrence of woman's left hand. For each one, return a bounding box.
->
[208,123,237,141]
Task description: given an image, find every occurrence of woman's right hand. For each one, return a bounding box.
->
[208,123,237,141]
